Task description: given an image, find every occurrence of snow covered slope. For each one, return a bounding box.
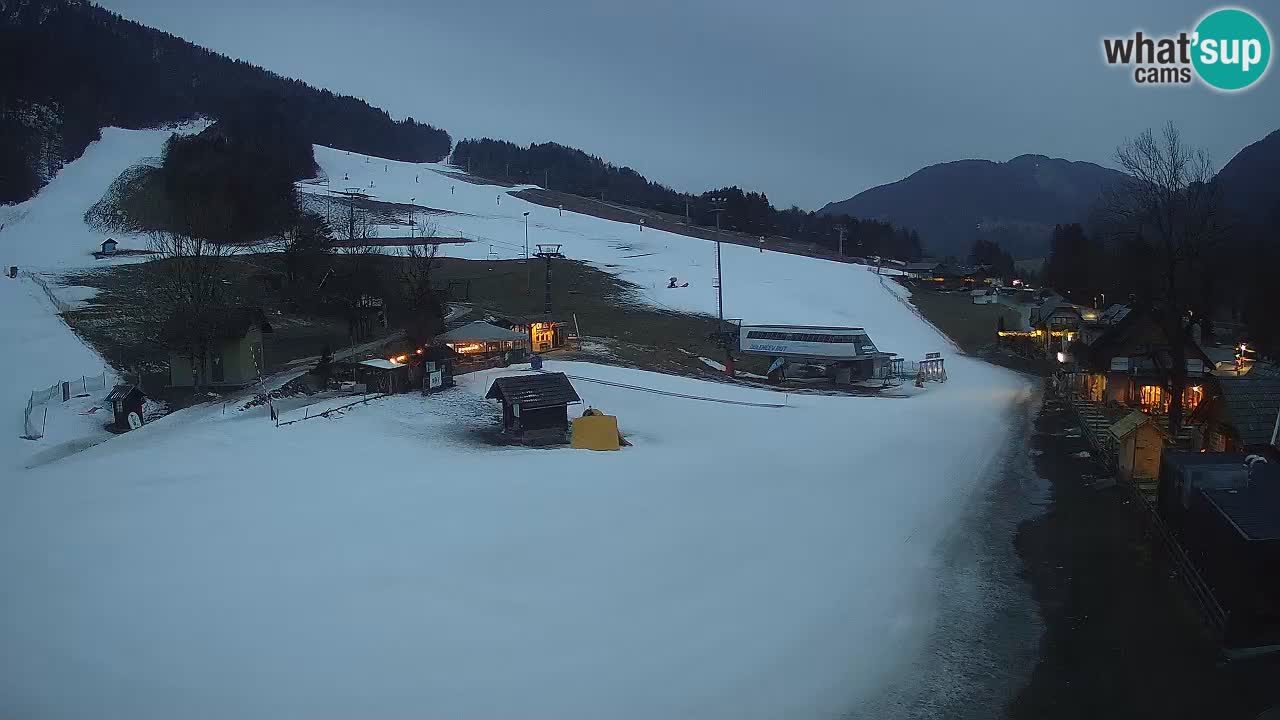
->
[311,146,947,359]
[0,124,204,271]
[1,359,1028,719]
[1,138,1030,719]
[0,125,200,472]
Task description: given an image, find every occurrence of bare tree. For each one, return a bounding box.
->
[321,198,384,344]
[147,228,243,389]
[401,215,445,346]
[1106,122,1223,435]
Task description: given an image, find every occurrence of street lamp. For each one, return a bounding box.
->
[708,197,728,330]
[522,212,530,261]
[523,211,532,294]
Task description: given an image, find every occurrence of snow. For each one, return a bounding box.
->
[1,135,1032,719]
[0,123,205,272]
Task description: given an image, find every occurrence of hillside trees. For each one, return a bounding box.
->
[969,237,1015,277]
[1,0,450,202]
[451,138,925,261]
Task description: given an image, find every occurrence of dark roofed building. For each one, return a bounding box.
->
[1195,375,1280,453]
[1182,462,1280,647]
[485,372,581,444]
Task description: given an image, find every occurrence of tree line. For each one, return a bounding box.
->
[1,0,451,203]
[451,139,925,260]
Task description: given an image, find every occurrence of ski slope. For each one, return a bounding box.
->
[311,146,943,358]
[0,125,202,472]
[1,133,1031,719]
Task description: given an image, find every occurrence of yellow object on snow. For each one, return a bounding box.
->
[572,412,621,451]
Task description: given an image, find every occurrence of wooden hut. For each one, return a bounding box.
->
[106,384,145,430]
[485,372,581,444]
[354,358,415,394]
[1110,411,1168,487]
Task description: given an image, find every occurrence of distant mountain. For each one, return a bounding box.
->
[0,0,451,203]
[819,155,1127,260]
[1216,128,1280,228]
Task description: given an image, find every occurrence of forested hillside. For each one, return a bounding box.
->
[0,0,450,203]
[452,138,925,261]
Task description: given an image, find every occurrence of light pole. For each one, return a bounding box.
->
[708,197,728,332]
[835,226,847,258]
[522,212,530,261]
[523,211,532,294]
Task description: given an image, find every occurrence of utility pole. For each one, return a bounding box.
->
[835,226,847,258]
[544,168,548,188]
[534,244,565,315]
[709,197,727,332]
[685,198,690,225]
[523,211,532,294]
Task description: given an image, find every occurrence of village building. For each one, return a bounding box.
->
[485,372,581,444]
[436,321,530,365]
[100,238,118,255]
[167,307,272,388]
[901,261,943,281]
[484,313,570,353]
[1189,373,1280,454]
[1157,454,1280,648]
[1065,306,1209,412]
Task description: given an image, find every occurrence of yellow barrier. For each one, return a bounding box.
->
[571,413,621,451]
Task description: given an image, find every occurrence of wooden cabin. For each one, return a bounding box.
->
[485,372,581,444]
[1068,306,1210,413]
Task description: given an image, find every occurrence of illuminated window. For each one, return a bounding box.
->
[1182,385,1204,412]
[1138,385,1164,413]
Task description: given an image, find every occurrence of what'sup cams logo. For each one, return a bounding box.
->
[1103,7,1271,91]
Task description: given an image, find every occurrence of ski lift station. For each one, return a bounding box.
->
[737,325,893,384]
[735,324,945,386]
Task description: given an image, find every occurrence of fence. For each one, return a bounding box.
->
[22,372,109,440]
[872,269,961,353]
[20,270,71,313]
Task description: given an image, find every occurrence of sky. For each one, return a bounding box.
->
[98,0,1279,209]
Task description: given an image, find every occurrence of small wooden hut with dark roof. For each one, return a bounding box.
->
[485,372,581,444]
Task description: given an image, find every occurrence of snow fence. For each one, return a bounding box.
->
[23,372,108,440]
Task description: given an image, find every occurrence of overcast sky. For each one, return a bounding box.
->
[100,0,1278,209]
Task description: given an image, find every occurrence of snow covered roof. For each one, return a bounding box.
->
[436,322,528,343]
[359,359,402,370]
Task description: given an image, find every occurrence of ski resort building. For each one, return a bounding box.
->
[736,324,895,384]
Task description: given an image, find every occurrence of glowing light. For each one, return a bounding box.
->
[1056,352,1066,363]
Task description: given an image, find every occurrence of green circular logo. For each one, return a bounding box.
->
[1192,8,1271,91]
